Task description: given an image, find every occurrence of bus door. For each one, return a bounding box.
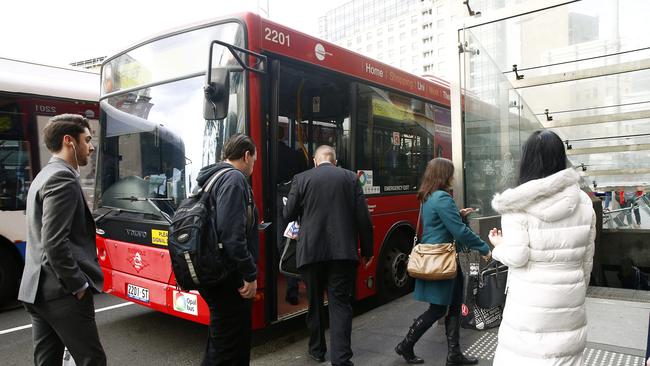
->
[267,59,352,321]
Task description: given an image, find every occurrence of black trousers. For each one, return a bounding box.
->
[24,293,106,366]
[407,266,464,351]
[199,273,253,366]
[301,261,357,366]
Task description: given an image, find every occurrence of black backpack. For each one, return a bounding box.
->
[168,168,236,291]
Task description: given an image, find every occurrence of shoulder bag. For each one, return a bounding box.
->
[406,204,457,281]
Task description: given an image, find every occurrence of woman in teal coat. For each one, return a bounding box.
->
[395,158,491,365]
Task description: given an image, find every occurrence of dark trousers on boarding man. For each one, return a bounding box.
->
[23,294,106,366]
[301,260,357,366]
[199,272,253,366]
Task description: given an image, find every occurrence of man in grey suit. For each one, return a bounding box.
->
[19,114,106,365]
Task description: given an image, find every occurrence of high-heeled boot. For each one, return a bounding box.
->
[444,313,478,365]
[394,316,429,364]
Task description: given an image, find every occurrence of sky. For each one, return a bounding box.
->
[1,0,349,66]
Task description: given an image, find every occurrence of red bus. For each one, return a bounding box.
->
[0,57,99,305]
[95,13,452,327]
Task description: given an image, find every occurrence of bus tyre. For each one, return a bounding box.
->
[377,238,413,302]
[0,245,21,306]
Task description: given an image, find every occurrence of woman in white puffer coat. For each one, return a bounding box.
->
[488,130,596,366]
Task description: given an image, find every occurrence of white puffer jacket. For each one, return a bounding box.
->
[491,168,596,366]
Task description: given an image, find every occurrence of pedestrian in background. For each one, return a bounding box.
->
[395,157,490,365]
[284,145,373,366]
[195,134,259,366]
[19,114,106,366]
[489,129,596,365]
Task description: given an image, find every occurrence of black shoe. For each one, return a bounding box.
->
[308,351,325,363]
[395,342,424,364]
[285,294,299,305]
[446,352,478,365]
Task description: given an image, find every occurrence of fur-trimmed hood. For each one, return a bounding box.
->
[491,168,582,222]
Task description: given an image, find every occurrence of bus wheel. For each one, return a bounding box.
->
[0,245,21,305]
[377,238,413,302]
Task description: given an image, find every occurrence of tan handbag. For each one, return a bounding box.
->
[407,204,457,280]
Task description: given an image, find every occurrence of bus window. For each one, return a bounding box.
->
[355,84,435,195]
[0,108,32,211]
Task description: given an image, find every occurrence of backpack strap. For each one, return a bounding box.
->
[204,167,254,238]
[202,168,235,195]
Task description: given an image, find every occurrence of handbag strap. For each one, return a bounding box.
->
[413,204,422,245]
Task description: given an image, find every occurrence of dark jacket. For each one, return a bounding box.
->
[19,157,103,303]
[414,190,490,305]
[283,163,373,268]
[196,162,258,282]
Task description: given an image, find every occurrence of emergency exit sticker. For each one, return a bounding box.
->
[151,229,168,246]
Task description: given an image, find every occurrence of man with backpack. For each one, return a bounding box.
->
[194,134,259,366]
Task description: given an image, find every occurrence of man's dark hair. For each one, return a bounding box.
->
[42,114,91,153]
[222,133,256,160]
[518,129,567,185]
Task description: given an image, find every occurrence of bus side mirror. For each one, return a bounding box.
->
[203,68,230,120]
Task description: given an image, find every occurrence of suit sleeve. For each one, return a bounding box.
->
[436,193,490,255]
[283,177,301,223]
[583,210,596,285]
[215,178,257,282]
[40,172,87,293]
[354,178,374,258]
[492,213,530,268]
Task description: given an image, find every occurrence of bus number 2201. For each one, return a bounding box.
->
[264,27,291,47]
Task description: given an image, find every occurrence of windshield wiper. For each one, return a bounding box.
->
[113,196,173,224]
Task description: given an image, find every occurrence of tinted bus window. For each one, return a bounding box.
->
[0,100,31,211]
[355,84,435,195]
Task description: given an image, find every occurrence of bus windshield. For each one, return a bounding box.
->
[95,22,247,219]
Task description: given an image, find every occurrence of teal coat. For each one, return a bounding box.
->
[413,190,490,305]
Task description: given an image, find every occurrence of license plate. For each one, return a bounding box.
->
[126,283,149,303]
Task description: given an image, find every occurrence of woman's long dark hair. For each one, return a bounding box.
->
[518,130,567,185]
[417,158,454,202]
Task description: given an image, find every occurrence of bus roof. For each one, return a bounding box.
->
[102,12,450,106]
[0,57,99,102]
[256,14,450,105]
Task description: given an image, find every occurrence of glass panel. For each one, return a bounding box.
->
[462,29,545,216]
[355,84,438,195]
[102,22,243,94]
[469,0,650,74]
[466,0,650,192]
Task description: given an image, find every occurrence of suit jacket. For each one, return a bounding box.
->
[18,157,103,303]
[283,163,373,268]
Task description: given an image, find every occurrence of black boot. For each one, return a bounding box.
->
[395,317,428,364]
[445,314,478,365]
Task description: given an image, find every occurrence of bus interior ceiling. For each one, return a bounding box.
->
[460,0,650,291]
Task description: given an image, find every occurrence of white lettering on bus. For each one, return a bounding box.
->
[264,27,291,47]
[384,185,411,192]
[365,63,384,78]
[35,105,56,114]
[389,71,415,90]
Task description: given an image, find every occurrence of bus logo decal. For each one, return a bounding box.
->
[314,43,332,61]
[127,249,149,273]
